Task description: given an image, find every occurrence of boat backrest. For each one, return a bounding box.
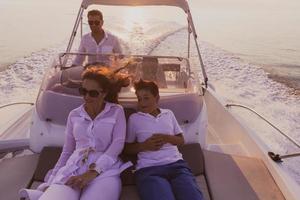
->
[36,91,203,126]
[29,143,204,185]
[36,91,83,125]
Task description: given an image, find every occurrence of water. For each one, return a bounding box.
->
[0,0,299,184]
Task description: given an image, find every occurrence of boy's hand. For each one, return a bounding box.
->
[142,135,165,151]
[152,134,170,144]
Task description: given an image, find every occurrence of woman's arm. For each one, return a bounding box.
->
[124,135,165,154]
[47,114,76,182]
[72,37,86,66]
[94,107,126,173]
[113,36,122,54]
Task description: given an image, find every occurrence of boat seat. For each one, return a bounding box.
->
[1,145,285,200]
[37,91,203,125]
[51,83,80,96]
[119,143,211,200]
[36,91,83,125]
[0,154,39,200]
[203,150,285,200]
[161,93,202,124]
[26,143,211,200]
[120,175,210,200]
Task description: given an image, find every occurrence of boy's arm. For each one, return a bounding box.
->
[152,133,184,146]
[152,110,185,146]
[124,135,165,154]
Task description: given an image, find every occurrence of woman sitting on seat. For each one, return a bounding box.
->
[124,79,203,200]
[36,66,130,200]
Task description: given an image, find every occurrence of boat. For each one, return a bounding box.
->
[0,0,299,199]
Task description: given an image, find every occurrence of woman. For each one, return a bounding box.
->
[124,79,203,200]
[36,66,129,200]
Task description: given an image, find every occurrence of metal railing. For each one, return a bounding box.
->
[226,103,300,162]
[0,102,34,110]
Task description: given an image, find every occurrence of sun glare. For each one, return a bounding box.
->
[122,7,147,30]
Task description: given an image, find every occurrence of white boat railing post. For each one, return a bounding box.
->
[187,18,191,59]
[63,4,85,67]
[186,8,208,88]
[80,15,83,38]
[225,103,300,163]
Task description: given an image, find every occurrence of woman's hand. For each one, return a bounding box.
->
[65,170,99,189]
[36,183,50,192]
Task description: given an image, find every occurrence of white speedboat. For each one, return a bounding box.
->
[0,0,299,199]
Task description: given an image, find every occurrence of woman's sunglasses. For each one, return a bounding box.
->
[78,87,102,97]
[88,20,101,26]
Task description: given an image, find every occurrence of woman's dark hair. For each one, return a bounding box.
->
[81,66,129,103]
[134,79,159,97]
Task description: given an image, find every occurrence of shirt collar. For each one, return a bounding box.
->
[79,102,113,121]
[88,30,108,47]
[88,29,108,39]
[137,108,168,118]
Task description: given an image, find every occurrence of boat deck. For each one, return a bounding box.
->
[207,125,249,157]
[0,143,285,200]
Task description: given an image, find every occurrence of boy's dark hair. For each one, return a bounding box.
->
[87,10,103,20]
[134,79,159,97]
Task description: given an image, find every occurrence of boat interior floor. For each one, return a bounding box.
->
[0,143,285,200]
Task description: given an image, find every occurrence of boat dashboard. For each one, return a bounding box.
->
[41,53,201,98]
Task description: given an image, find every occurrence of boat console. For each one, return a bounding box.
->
[30,54,208,153]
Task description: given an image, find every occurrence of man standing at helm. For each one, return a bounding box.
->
[73,10,122,66]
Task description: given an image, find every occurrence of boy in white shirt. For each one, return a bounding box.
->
[124,79,203,200]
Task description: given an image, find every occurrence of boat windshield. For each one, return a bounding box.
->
[57,53,192,93]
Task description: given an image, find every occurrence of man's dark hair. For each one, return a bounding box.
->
[87,10,103,20]
[134,79,159,97]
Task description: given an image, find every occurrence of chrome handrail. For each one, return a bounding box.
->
[58,52,188,67]
[226,103,300,162]
[0,102,34,110]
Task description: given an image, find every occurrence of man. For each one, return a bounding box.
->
[73,10,122,66]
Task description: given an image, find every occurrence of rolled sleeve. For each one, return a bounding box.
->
[125,115,136,143]
[113,37,122,54]
[73,39,86,66]
[95,107,126,173]
[170,111,183,135]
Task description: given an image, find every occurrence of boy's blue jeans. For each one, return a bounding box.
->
[135,160,204,200]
